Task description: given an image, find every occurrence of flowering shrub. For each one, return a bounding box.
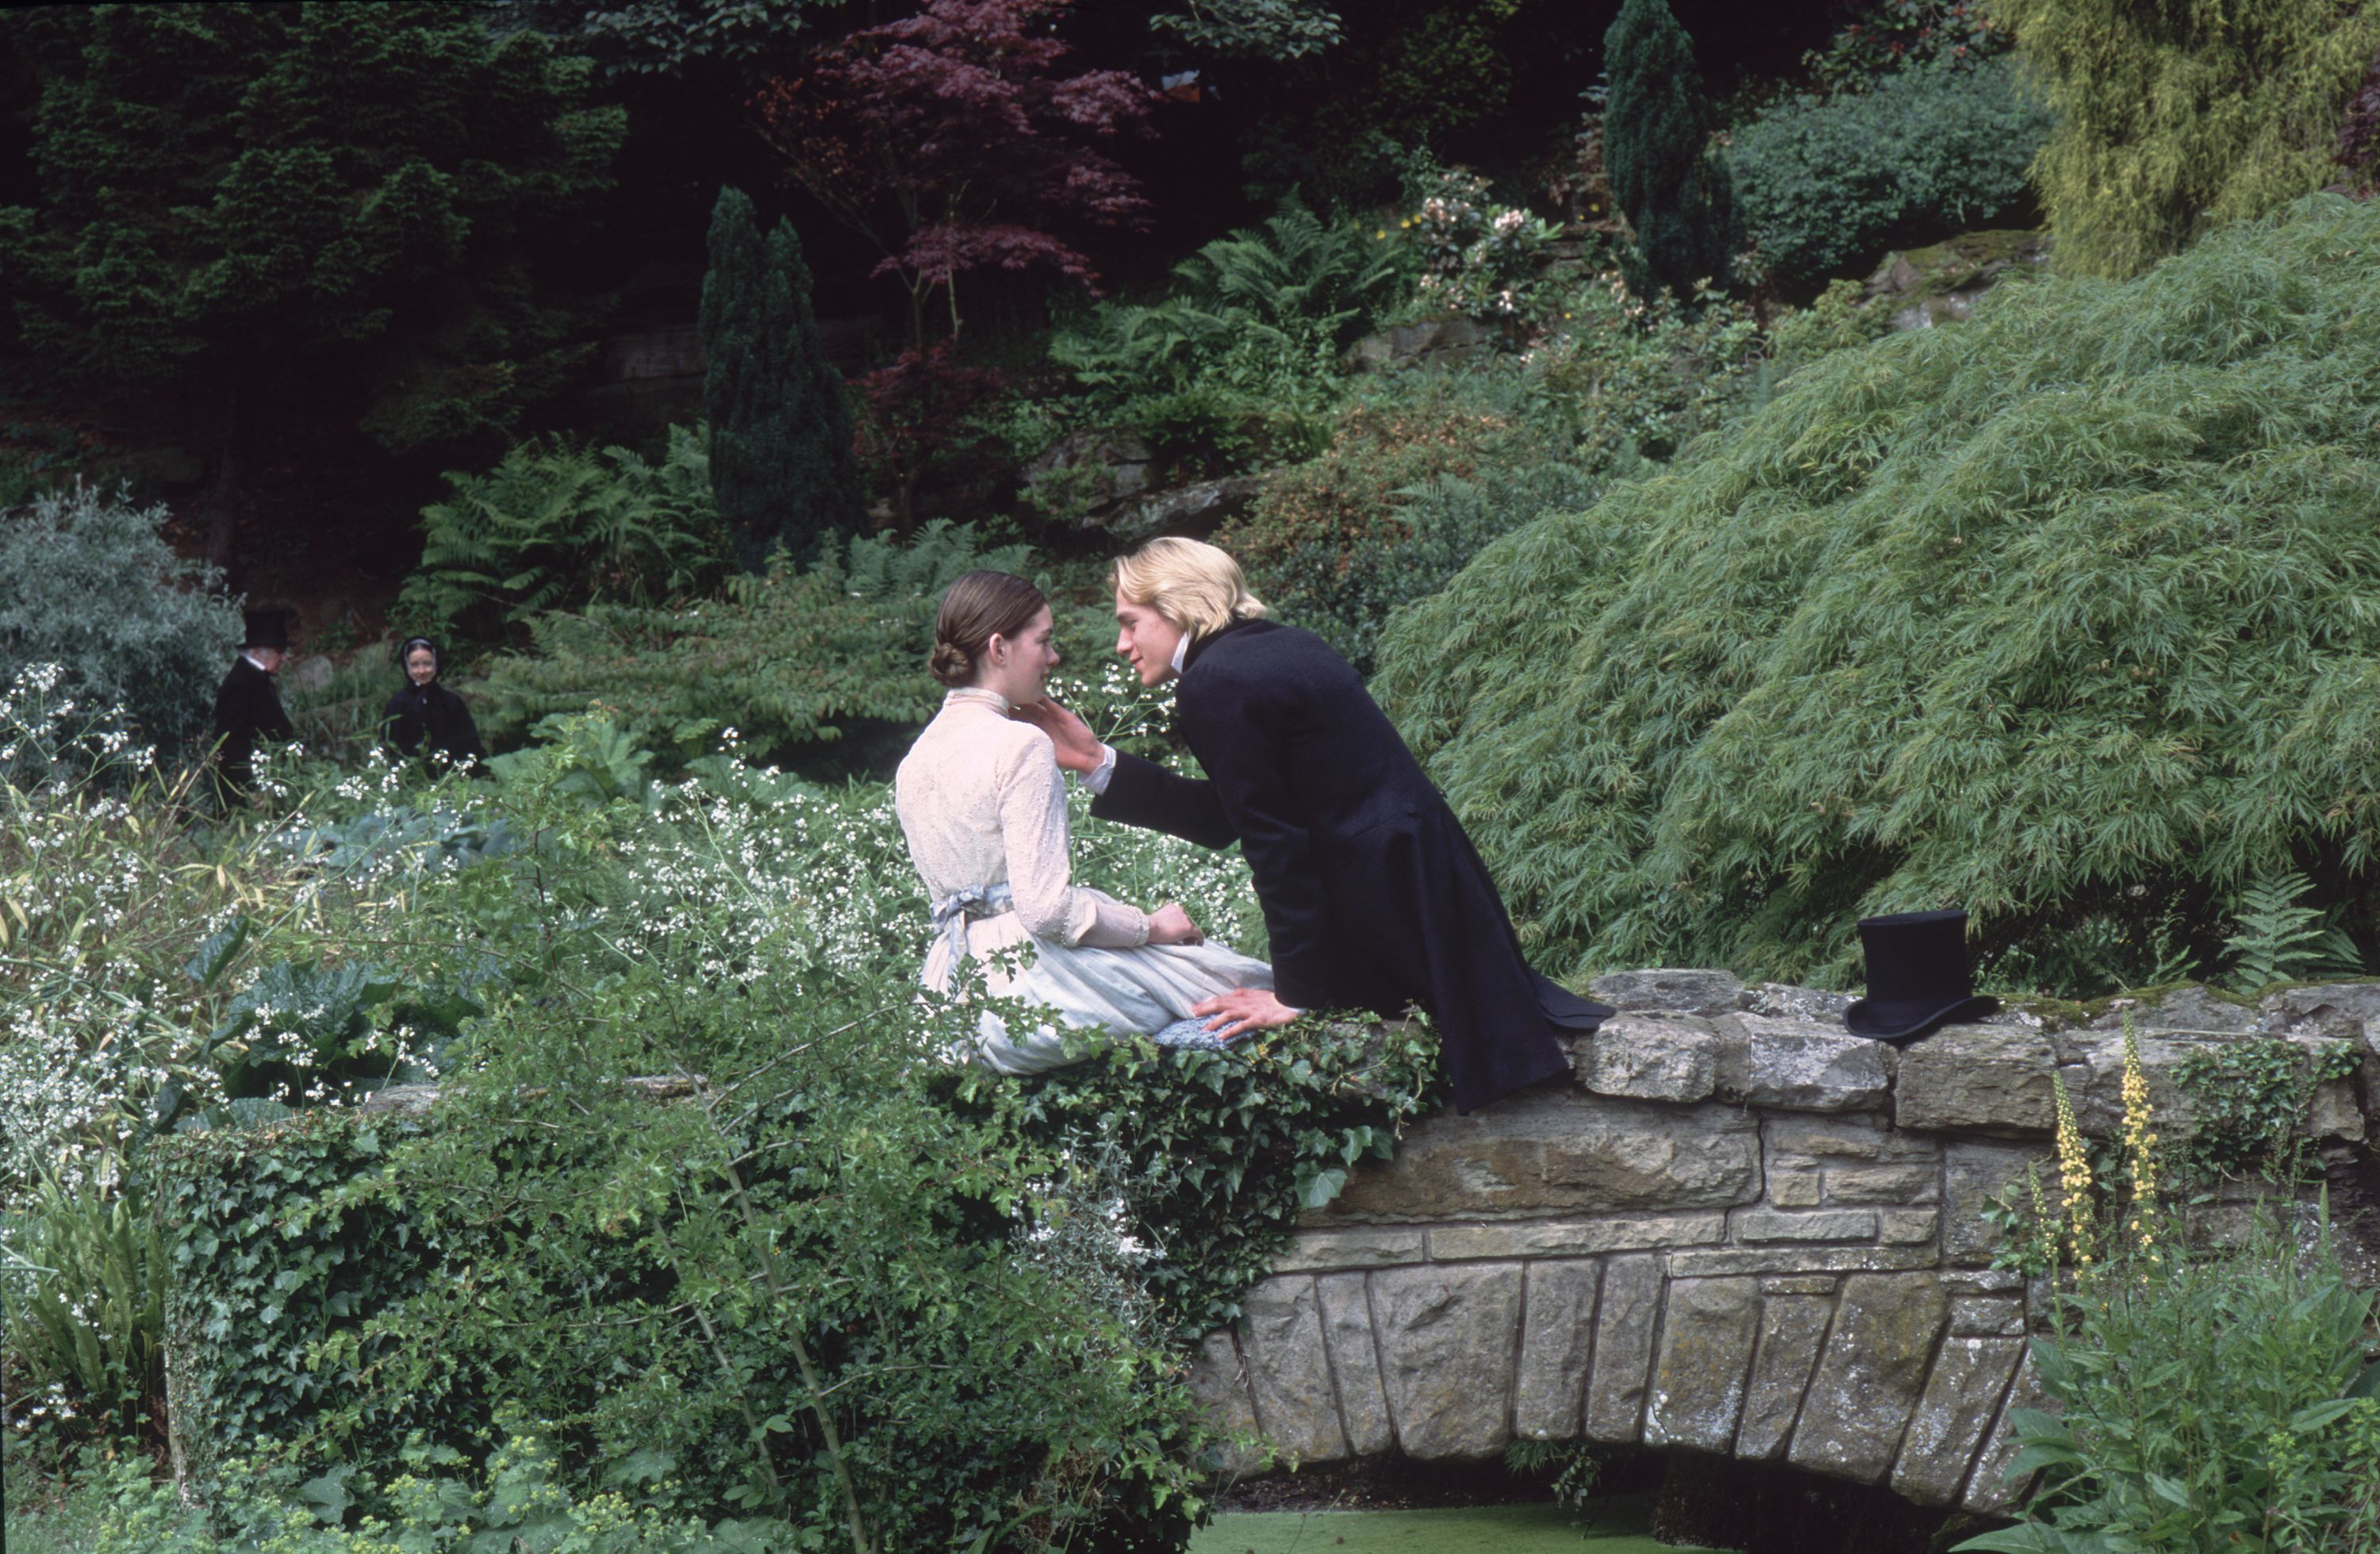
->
[1404,170,1563,323]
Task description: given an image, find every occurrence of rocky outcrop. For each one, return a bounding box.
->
[1191,977,2377,1512]
[1864,230,2052,331]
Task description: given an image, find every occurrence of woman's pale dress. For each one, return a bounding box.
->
[894,687,1273,1073]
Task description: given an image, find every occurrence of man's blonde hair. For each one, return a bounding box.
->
[1109,537,1269,639]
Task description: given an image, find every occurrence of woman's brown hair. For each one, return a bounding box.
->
[930,570,1048,688]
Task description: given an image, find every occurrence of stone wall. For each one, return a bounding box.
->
[1190,973,2379,1514]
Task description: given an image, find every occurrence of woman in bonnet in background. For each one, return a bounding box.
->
[893,570,1273,1073]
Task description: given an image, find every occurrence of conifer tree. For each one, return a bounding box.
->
[1602,0,1738,301]
[701,188,862,569]
[2002,0,2380,278]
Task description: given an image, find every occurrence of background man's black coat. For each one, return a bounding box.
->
[210,657,291,793]
[1091,618,1610,1112]
[381,681,485,773]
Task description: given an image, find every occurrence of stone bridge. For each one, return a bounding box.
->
[1189,973,2379,1514]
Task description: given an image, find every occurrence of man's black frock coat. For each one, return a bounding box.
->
[1090,617,1610,1113]
[211,656,292,792]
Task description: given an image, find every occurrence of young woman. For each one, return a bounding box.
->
[893,570,1272,1074]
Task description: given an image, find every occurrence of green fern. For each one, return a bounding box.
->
[401,424,731,644]
[2223,873,2363,994]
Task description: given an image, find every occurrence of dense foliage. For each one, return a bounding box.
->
[1376,196,2380,992]
[2002,0,2380,279]
[400,424,729,645]
[1601,0,1737,301]
[1962,1218,2380,1553]
[1798,0,2011,98]
[0,486,240,767]
[0,2,623,562]
[465,520,1028,768]
[701,189,863,567]
[1049,198,1403,468]
[1730,58,2051,295]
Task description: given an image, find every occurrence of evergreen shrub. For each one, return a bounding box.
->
[701,189,862,567]
[400,424,731,647]
[2002,0,2380,278]
[1730,59,2052,295]
[467,520,1030,769]
[1602,0,1738,300]
[0,485,239,763]
[1373,196,2380,992]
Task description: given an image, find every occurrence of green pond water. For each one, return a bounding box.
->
[1190,1495,1738,1554]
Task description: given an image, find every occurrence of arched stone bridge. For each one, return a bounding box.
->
[1190,973,2378,1513]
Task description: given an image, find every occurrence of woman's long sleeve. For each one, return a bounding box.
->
[999,735,1148,948]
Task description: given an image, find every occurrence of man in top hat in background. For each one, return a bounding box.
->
[211,607,295,801]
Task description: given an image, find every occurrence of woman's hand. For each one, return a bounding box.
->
[1191,988,1302,1042]
[1012,696,1104,774]
[1146,903,1203,946]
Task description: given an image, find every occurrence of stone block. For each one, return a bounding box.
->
[1949,1297,2025,1337]
[2311,1075,2367,1142]
[1719,1015,1894,1111]
[1821,1165,1940,1205]
[1315,1273,1394,1455]
[1768,1171,1824,1207]
[1942,1142,2052,1267]
[1320,1089,1761,1222]
[2090,984,2256,1034]
[1895,1026,2058,1134]
[1937,1268,2027,1295]
[1730,1207,1880,1243]
[1513,1260,1600,1439]
[1765,1112,1943,1169]
[2062,1032,2206,1139]
[1760,1276,1839,1295]
[1963,1349,2052,1514]
[2258,981,2380,1038]
[1576,1013,1721,1103]
[1369,1264,1522,1460]
[1879,1209,1940,1245]
[1664,1244,1940,1278]
[1188,1330,1263,1475]
[1734,1294,1834,1460]
[1591,967,1747,1016]
[1892,1337,2025,1506]
[1585,1253,1663,1443]
[1238,1276,1347,1463]
[1644,1278,1761,1452]
[1745,984,1856,1023]
[1426,1212,1726,1262]
[1789,1274,1948,1483]
[1272,1226,1426,1273]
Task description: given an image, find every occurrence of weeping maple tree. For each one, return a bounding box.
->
[751,0,1156,352]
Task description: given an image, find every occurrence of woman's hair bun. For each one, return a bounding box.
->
[927,638,977,688]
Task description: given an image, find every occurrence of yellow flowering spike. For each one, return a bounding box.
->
[2120,1015,2160,1258]
[2052,1071,2095,1266]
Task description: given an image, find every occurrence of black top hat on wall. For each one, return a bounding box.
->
[1844,907,1998,1044]
[242,608,292,650]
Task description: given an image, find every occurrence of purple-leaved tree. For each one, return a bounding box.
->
[753,0,1155,351]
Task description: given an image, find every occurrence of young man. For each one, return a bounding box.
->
[1016,538,1611,1114]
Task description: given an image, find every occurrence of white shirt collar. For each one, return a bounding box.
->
[945,685,1011,713]
[1169,634,1189,675]
[240,650,274,673]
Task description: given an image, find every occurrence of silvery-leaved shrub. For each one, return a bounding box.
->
[0,483,238,767]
